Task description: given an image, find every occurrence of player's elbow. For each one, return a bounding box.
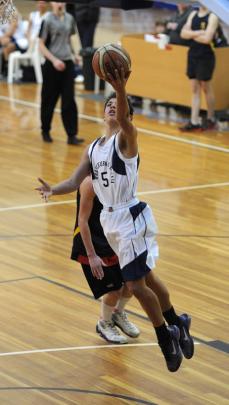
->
[202,35,213,44]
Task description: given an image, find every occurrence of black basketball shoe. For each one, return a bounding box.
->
[159,325,183,372]
[179,314,194,359]
[179,122,203,132]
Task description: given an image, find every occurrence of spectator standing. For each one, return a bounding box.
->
[180,6,219,131]
[166,3,193,46]
[39,2,84,145]
[67,0,100,49]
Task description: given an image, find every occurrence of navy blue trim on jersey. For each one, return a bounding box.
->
[121,251,151,281]
[112,136,126,175]
[90,137,101,179]
[129,201,147,222]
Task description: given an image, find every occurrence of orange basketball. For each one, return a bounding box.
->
[92,43,131,81]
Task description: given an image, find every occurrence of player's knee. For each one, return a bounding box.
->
[127,282,146,300]
[200,81,209,93]
[106,289,121,301]
[125,280,140,296]
[122,283,133,298]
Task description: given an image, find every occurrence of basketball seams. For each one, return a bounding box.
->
[99,47,107,78]
[104,45,120,76]
[107,44,131,69]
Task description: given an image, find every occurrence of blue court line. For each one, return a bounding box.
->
[0,276,38,284]
[0,387,157,404]
[1,275,228,355]
[38,276,229,355]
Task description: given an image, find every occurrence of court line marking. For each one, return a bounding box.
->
[0,275,226,354]
[0,181,229,212]
[0,341,200,357]
[0,387,157,405]
[0,95,228,153]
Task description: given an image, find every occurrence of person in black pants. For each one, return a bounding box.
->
[67,1,100,49]
[39,2,84,145]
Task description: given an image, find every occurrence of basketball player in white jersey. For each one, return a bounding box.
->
[36,67,194,372]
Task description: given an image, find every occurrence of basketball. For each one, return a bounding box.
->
[92,43,131,81]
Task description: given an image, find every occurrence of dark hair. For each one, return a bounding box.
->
[104,92,134,116]
[155,20,166,27]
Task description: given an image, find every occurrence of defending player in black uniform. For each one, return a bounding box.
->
[71,176,140,343]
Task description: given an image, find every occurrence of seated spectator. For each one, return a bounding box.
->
[166,3,193,46]
[27,1,49,47]
[154,20,167,35]
[0,12,28,62]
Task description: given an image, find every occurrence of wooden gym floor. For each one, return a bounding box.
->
[0,5,229,405]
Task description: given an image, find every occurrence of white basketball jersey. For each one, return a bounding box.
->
[88,134,139,208]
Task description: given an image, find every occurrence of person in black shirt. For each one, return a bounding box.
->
[166,3,193,46]
[71,176,140,344]
[180,6,219,132]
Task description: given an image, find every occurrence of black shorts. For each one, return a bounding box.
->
[81,263,123,299]
[187,52,215,81]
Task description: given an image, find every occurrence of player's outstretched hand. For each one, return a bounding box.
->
[35,177,53,202]
[105,67,131,91]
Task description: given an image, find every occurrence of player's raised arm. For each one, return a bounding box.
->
[106,68,137,158]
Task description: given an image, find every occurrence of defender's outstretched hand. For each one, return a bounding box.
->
[35,178,53,202]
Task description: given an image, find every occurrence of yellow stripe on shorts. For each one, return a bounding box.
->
[73,226,80,237]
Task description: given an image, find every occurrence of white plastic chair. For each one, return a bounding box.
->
[94,75,112,96]
[7,37,42,84]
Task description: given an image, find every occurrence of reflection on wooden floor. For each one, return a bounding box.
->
[0,82,228,405]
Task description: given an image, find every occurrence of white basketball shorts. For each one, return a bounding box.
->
[100,201,159,281]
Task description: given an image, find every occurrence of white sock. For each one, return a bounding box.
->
[100,301,113,322]
[114,297,130,313]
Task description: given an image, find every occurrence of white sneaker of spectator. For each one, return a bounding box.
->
[112,311,140,338]
[96,320,128,344]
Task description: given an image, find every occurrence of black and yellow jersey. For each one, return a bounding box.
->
[71,191,117,265]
